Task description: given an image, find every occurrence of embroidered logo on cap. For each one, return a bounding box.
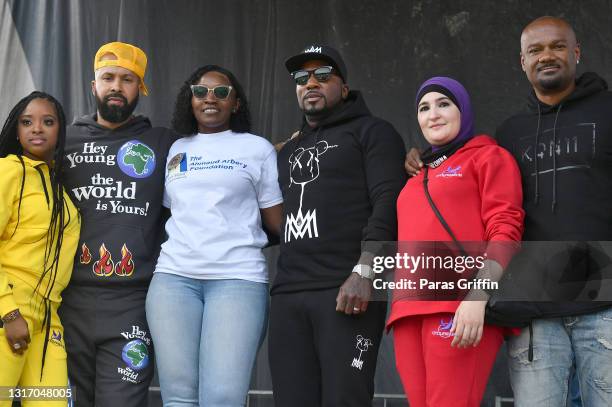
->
[304,45,322,53]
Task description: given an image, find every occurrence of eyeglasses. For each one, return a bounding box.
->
[291,66,334,86]
[190,85,233,100]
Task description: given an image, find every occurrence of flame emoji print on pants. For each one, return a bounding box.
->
[115,244,135,276]
[93,243,114,277]
[80,243,92,264]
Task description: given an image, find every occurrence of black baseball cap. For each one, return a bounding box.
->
[285,45,348,83]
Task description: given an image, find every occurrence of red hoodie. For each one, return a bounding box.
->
[387,135,524,326]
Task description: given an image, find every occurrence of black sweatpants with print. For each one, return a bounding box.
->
[269,287,387,407]
[58,287,154,407]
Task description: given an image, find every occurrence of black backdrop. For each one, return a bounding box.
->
[6,0,612,149]
[3,1,612,405]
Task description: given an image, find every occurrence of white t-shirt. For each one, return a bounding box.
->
[154,130,283,282]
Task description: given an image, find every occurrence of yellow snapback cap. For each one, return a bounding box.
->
[94,42,149,96]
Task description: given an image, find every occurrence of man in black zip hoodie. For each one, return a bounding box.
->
[495,17,612,407]
[58,42,175,407]
[268,45,406,406]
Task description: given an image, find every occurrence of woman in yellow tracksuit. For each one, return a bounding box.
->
[0,91,80,406]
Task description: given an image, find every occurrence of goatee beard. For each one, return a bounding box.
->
[96,92,139,123]
[538,76,564,91]
[303,99,343,123]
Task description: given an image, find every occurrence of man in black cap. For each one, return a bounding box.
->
[268,44,406,406]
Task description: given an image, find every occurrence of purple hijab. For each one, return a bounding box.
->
[415,76,475,151]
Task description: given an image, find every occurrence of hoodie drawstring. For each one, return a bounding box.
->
[551,104,564,213]
[534,104,542,205]
[528,321,534,362]
[295,122,308,142]
[39,299,51,380]
[291,123,322,159]
[534,102,563,213]
[32,164,52,380]
[34,165,50,208]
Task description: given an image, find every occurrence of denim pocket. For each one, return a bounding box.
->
[508,345,542,365]
[507,326,546,366]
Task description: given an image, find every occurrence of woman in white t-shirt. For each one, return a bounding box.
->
[146,65,283,406]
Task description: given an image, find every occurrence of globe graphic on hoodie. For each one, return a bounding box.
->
[117,140,156,178]
[122,339,149,370]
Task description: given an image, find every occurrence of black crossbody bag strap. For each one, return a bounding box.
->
[423,166,467,256]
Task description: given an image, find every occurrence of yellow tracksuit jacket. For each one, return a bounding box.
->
[0,154,80,404]
[0,154,80,317]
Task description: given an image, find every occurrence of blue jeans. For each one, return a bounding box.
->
[508,307,612,407]
[145,273,268,407]
[569,366,583,407]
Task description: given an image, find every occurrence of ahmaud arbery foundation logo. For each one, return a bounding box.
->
[166,152,188,183]
[167,152,187,174]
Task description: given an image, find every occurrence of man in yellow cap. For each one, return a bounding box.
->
[58,41,176,407]
[91,42,149,127]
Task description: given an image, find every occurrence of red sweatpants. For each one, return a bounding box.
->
[392,313,504,407]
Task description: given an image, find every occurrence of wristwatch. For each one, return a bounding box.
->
[352,264,375,280]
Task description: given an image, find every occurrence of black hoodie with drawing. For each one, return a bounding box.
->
[62,114,176,289]
[496,72,612,315]
[271,90,407,294]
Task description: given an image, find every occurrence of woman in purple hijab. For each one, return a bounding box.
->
[387,77,525,406]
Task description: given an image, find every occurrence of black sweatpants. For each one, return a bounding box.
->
[268,287,387,407]
[58,287,154,407]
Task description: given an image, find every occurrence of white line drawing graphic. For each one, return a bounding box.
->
[285,140,338,242]
[351,335,373,370]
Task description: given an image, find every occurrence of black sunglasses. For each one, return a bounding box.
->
[291,66,334,86]
[190,85,233,100]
